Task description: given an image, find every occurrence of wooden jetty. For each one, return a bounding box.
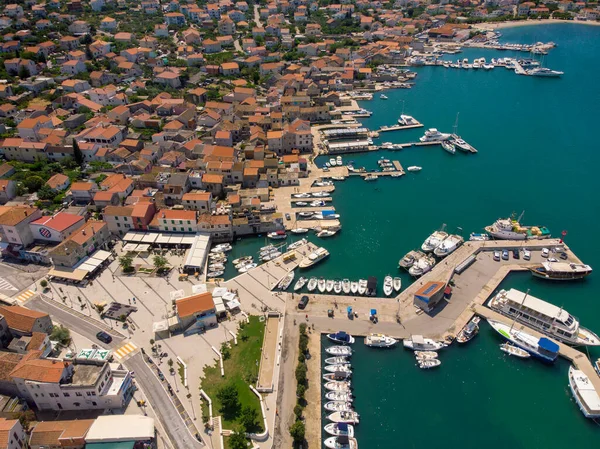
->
[379,122,424,133]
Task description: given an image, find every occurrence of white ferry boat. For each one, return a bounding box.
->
[529,262,592,281]
[489,288,600,346]
[568,366,600,418]
[485,212,550,240]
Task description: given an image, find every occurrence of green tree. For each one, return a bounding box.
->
[119,255,134,272]
[239,405,259,432]
[295,363,307,385]
[37,184,55,201]
[72,139,84,167]
[12,410,35,431]
[289,420,305,443]
[153,255,168,271]
[23,175,44,192]
[50,325,71,345]
[216,383,240,418]
[18,65,29,79]
[228,430,248,449]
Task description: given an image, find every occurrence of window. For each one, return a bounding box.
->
[76,392,82,397]
[92,401,97,406]
[63,392,70,397]
[73,402,80,407]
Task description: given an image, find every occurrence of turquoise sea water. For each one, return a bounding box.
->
[312,24,600,449]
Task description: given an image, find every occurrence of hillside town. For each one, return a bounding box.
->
[0,0,595,448]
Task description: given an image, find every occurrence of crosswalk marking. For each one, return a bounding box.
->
[0,278,17,291]
[14,290,36,303]
[114,342,138,359]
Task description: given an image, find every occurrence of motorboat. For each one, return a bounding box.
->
[267,231,287,240]
[398,115,418,126]
[489,289,600,346]
[365,333,397,348]
[211,244,232,253]
[441,140,456,154]
[288,239,308,250]
[329,158,337,166]
[336,156,342,165]
[408,255,436,277]
[569,366,600,418]
[350,281,359,294]
[484,212,550,240]
[407,166,422,172]
[341,279,351,294]
[277,271,295,290]
[393,277,402,292]
[232,256,252,265]
[327,411,360,425]
[324,422,355,438]
[325,356,350,365]
[318,277,326,293]
[299,247,330,268]
[419,128,450,142]
[312,191,330,197]
[358,279,367,295]
[325,345,352,356]
[364,174,378,182]
[260,244,275,252]
[323,372,351,382]
[324,380,351,392]
[403,335,447,351]
[526,67,563,77]
[294,201,308,207]
[415,351,438,360]
[334,280,342,294]
[433,234,464,257]
[452,137,472,152]
[298,212,314,218]
[292,193,311,198]
[324,401,354,412]
[383,276,394,296]
[331,176,346,181]
[418,359,441,369]
[421,229,449,252]
[469,232,489,241]
[317,229,339,238]
[487,319,559,363]
[307,277,318,292]
[327,332,355,345]
[324,364,352,374]
[529,262,592,281]
[293,276,308,291]
[380,94,388,99]
[456,316,480,344]
[238,263,257,273]
[595,358,600,377]
[310,200,326,207]
[209,263,225,271]
[290,228,310,234]
[399,250,422,269]
[261,251,281,261]
[206,271,224,278]
[326,279,335,293]
[500,342,530,358]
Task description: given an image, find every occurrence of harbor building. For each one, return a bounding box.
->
[413,281,446,312]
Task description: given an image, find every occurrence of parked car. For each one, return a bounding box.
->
[541,248,550,258]
[96,331,112,344]
[493,251,501,261]
[560,252,568,260]
[502,250,509,260]
[285,213,291,221]
[523,249,531,260]
[298,295,309,310]
[512,249,520,259]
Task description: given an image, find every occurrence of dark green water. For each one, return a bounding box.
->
[311,24,600,449]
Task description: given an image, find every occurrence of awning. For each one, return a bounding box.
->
[135,244,151,252]
[123,243,138,252]
[142,233,158,243]
[212,287,228,298]
[48,267,87,281]
[370,309,377,316]
[192,284,208,295]
[123,231,141,242]
[226,299,241,310]
[539,337,559,354]
[155,234,171,244]
[86,442,135,449]
[182,235,196,245]
[78,262,98,272]
[91,249,112,261]
[168,235,183,245]
[129,232,144,242]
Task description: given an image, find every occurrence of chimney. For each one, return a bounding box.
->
[92,226,95,235]
[82,230,86,235]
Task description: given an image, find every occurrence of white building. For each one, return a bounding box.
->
[29,212,85,243]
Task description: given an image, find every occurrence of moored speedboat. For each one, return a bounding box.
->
[358,279,367,295]
[408,255,436,277]
[325,356,350,365]
[487,319,559,363]
[288,238,308,250]
[407,166,422,172]
[456,316,480,344]
[325,345,352,356]
[206,271,224,278]
[317,229,339,238]
[333,280,342,294]
[420,128,450,142]
[327,411,360,424]
[418,359,441,369]
[350,281,359,294]
[415,351,438,360]
[238,263,257,273]
[469,232,489,241]
[365,333,397,348]
[292,192,312,198]
[324,436,358,449]
[399,250,422,269]
[325,391,353,402]
[326,279,335,293]
[393,277,402,292]
[433,234,464,257]
[500,342,530,358]
[318,277,326,293]
[277,271,294,290]
[441,140,456,154]
[323,371,351,382]
[342,279,351,294]
[267,230,287,240]
[327,331,355,345]
[421,229,449,252]
[383,276,393,296]
[307,277,318,292]
[324,422,354,437]
[232,256,252,265]
[324,401,353,412]
[324,364,352,374]
[299,247,330,268]
[293,276,308,291]
[298,211,314,218]
[290,228,310,234]
[324,380,351,392]
[403,335,447,351]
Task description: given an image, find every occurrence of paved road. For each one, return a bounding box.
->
[253,4,262,27]
[27,297,203,449]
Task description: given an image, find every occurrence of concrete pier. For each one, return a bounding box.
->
[379,122,424,132]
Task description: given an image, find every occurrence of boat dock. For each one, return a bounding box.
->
[472,304,600,392]
[348,160,405,178]
[379,122,424,133]
[449,134,478,153]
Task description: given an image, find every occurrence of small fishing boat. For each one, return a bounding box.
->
[350,281,359,294]
[208,263,225,271]
[380,94,388,99]
[293,276,308,291]
[469,232,490,241]
[267,230,287,240]
[324,401,353,412]
[327,411,360,425]
[325,391,354,403]
[456,316,481,344]
[307,277,318,292]
[290,228,309,234]
[324,422,355,438]
[324,380,352,392]
[294,201,308,206]
[325,356,350,365]
[298,212,314,218]
[232,256,252,265]
[323,371,352,382]
[292,193,311,198]
[407,166,422,172]
[206,271,224,278]
[327,331,355,345]
[277,271,295,290]
[333,280,342,294]
[441,140,456,154]
[500,342,531,358]
[318,277,326,293]
[261,251,281,261]
[418,359,442,369]
[342,279,351,294]
[238,263,257,273]
[358,279,367,295]
[415,351,438,360]
[326,279,335,293]
[403,335,447,351]
[324,364,352,374]
[393,277,402,292]
[326,345,352,356]
[383,275,393,296]
[365,334,397,348]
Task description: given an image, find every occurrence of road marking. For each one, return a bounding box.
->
[14,289,36,302]
[0,278,17,291]
[114,342,138,359]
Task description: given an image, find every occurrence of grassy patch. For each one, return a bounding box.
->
[200,316,265,431]
[178,362,185,386]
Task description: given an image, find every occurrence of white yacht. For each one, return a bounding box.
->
[318,277,326,293]
[329,158,337,166]
[568,365,600,418]
[327,411,360,424]
[433,234,464,257]
[336,156,343,165]
[527,67,563,77]
[325,345,352,356]
[383,276,394,296]
[403,335,447,351]
[452,137,471,152]
[398,115,418,126]
[327,332,355,345]
[324,380,351,392]
[307,277,317,292]
[326,279,335,293]
[324,422,354,437]
[421,229,449,252]
[288,238,308,250]
[393,277,402,292]
[489,289,600,346]
[407,166,422,172]
[350,281,359,294]
[418,359,441,369]
[485,213,550,240]
[408,255,435,277]
[299,247,330,268]
[317,229,339,238]
[365,333,397,348]
[324,436,358,449]
[267,231,287,240]
[238,263,256,273]
[325,356,350,366]
[420,128,451,142]
[333,280,342,294]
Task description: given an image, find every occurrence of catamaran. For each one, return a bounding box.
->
[487,319,560,363]
[484,212,550,240]
[489,288,600,346]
